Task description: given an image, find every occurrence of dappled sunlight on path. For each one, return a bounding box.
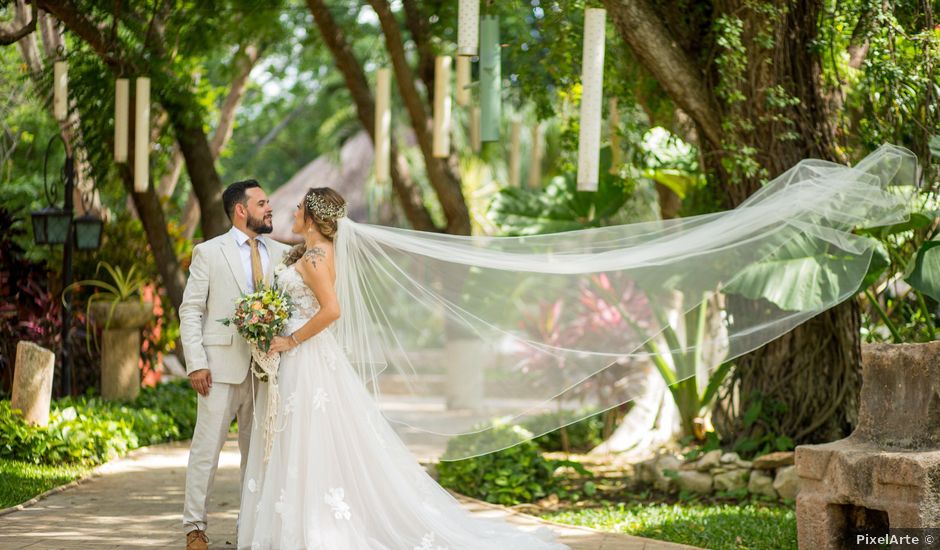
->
[0,437,698,549]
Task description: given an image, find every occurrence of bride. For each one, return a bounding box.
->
[236,187,568,549]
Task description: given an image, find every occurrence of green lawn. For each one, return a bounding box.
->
[541,501,797,550]
[0,459,92,509]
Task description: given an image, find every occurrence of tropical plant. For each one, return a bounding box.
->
[64,261,150,351]
[588,278,735,441]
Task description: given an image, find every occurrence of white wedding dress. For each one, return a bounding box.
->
[237,264,568,550]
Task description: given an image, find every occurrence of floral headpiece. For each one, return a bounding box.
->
[305,193,347,220]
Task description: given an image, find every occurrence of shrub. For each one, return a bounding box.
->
[134,379,197,438]
[0,381,191,466]
[524,410,606,453]
[437,423,558,505]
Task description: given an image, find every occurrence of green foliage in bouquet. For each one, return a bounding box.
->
[219,285,294,353]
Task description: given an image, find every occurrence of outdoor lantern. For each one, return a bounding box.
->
[31,207,71,245]
[73,213,103,251]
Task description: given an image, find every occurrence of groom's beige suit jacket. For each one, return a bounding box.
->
[179,231,291,384]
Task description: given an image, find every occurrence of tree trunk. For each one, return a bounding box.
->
[306,0,437,232]
[123,110,186,309]
[37,0,231,242]
[170,44,261,239]
[606,0,862,445]
[367,0,472,235]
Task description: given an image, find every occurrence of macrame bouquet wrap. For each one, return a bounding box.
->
[219,285,293,462]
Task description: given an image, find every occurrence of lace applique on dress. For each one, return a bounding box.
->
[284,392,298,415]
[414,532,448,550]
[276,264,320,319]
[312,388,330,411]
[324,488,351,520]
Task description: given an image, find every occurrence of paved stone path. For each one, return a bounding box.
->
[0,438,699,549]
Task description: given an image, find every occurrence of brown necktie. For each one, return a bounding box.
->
[248,237,263,290]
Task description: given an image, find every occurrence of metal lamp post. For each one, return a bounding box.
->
[29,134,103,396]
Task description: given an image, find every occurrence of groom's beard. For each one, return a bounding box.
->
[247,213,273,234]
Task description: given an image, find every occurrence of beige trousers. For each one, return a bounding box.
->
[182,373,255,534]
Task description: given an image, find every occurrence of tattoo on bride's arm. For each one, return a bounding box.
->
[302,247,327,268]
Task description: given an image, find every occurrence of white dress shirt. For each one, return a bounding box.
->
[229,226,270,292]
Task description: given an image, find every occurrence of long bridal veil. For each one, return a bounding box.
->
[331,144,917,458]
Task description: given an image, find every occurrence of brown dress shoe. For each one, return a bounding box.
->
[186,529,209,550]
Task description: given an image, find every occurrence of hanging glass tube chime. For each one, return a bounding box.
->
[374,68,391,184]
[432,56,452,158]
[134,77,150,193]
[114,79,129,163]
[458,0,480,56]
[53,61,68,121]
[479,15,500,142]
[576,8,606,191]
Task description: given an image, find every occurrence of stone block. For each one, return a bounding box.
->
[11,341,55,426]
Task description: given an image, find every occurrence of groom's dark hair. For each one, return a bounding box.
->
[223,179,262,221]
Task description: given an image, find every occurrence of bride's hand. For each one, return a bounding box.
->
[269,336,293,353]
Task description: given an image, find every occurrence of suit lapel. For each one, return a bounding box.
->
[221,235,250,294]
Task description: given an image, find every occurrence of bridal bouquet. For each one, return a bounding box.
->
[219,285,293,382]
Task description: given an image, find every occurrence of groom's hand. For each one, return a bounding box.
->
[189,369,212,396]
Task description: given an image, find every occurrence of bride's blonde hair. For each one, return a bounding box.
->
[284,187,346,265]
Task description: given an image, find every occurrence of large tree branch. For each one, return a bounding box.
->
[367,0,470,235]
[603,0,724,147]
[847,5,874,69]
[34,0,119,66]
[34,0,208,313]
[13,1,42,76]
[401,0,435,95]
[0,2,36,45]
[306,0,437,232]
[161,43,260,200]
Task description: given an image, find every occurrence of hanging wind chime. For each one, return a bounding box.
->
[458,0,480,57]
[455,55,471,107]
[528,123,542,188]
[112,76,150,193]
[432,56,452,158]
[114,78,129,163]
[470,107,482,153]
[509,117,521,187]
[479,15,500,142]
[609,97,621,174]
[374,68,391,184]
[577,8,606,191]
[53,61,68,121]
[133,78,150,193]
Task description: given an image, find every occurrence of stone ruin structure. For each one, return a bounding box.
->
[796,342,940,548]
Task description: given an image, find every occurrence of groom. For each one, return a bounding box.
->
[179,180,290,550]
